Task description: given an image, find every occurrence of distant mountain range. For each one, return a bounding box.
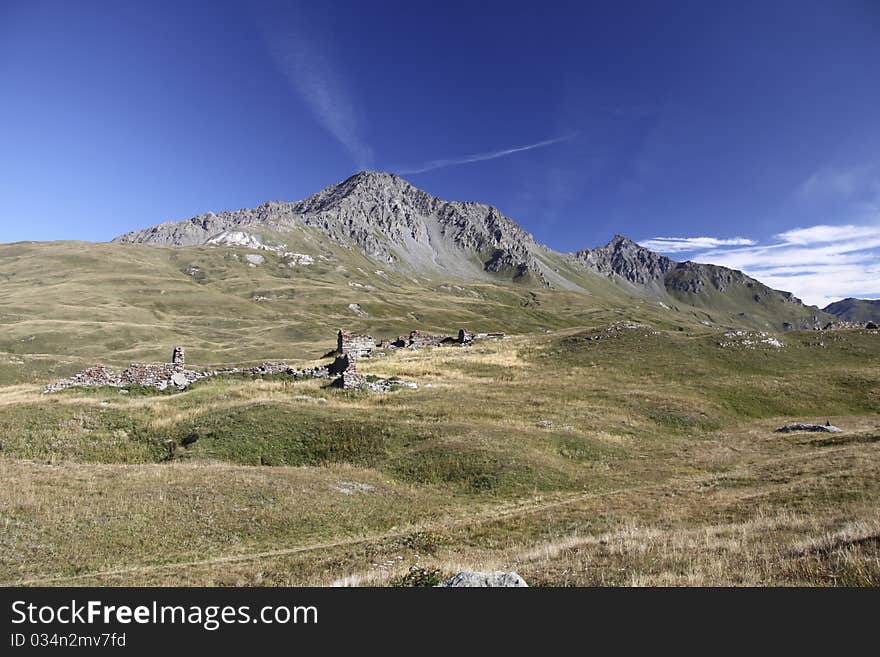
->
[112,171,872,330]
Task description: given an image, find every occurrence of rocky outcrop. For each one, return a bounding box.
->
[437,571,528,587]
[774,423,842,433]
[573,235,801,301]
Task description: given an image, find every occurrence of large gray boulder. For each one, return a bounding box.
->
[774,423,842,433]
[438,571,528,587]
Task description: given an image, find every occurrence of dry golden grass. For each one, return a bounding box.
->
[1,326,878,586]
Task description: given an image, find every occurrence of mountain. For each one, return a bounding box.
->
[112,170,828,330]
[823,298,880,323]
[114,171,556,284]
[572,235,820,329]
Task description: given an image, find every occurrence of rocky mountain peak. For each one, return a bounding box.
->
[608,234,637,248]
[110,172,824,327]
[113,171,542,279]
[573,235,675,286]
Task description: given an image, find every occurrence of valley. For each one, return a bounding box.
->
[1,172,878,587]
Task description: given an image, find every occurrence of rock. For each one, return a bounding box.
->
[437,571,528,587]
[207,230,273,251]
[347,303,368,318]
[244,254,265,265]
[718,330,784,349]
[170,372,189,388]
[774,423,842,433]
[283,252,314,266]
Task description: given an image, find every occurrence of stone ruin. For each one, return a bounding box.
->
[43,340,419,395]
[43,326,502,395]
[43,348,209,393]
[44,347,333,394]
[335,356,367,390]
[401,330,456,349]
[337,331,376,358]
[339,327,503,356]
[373,327,502,351]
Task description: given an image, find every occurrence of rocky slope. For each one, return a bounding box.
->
[114,171,544,281]
[572,235,824,329]
[574,234,804,301]
[823,298,880,322]
[114,171,829,329]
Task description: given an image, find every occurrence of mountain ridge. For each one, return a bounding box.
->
[114,171,545,281]
[823,298,880,323]
[113,171,829,329]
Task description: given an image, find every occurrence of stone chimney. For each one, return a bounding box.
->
[172,346,185,369]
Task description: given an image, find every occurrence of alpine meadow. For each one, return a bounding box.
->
[1,171,878,587]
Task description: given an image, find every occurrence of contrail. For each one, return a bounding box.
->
[395,134,577,175]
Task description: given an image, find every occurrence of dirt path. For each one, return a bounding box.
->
[10,440,868,586]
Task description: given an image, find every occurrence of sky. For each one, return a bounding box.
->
[1,0,878,306]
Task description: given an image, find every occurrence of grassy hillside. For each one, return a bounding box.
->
[0,240,831,386]
[0,240,634,373]
[1,319,878,586]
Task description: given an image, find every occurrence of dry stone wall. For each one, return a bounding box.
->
[44,348,332,394]
[43,326,499,395]
[337,331,376,358]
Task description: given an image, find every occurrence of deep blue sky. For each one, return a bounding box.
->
[1,1,878,304]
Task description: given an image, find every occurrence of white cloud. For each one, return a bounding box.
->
[774,224,880,245]
[641,223,880,307]
[263,22,373,169]
[393,134,576,175]
[638,236,756,253]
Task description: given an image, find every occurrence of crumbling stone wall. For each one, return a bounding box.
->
[44,347,332,394]
[406,330,452,348]
[43,325,496,395]
[339,358,367,389]
[377,328,499,350]
[337,330,376,358]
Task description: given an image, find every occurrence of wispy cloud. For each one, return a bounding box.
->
[796,165,880,212]
[640,223,880,307]
[393,134,576,175]
[774,224,880,245]
[262,19,373,169]
[638,236,756,253]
